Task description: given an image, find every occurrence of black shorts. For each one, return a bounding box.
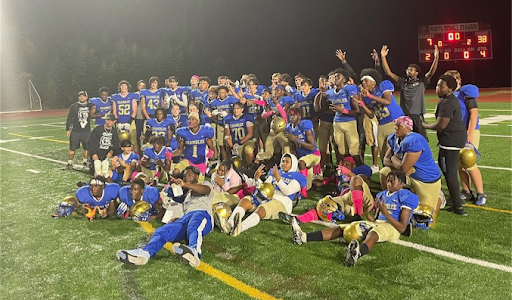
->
[70,131,91,151]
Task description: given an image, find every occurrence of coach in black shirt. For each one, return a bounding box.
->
[423,75,467,216]
[89,113,120,177]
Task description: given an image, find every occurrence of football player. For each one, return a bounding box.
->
[224,102,255,167]
[109,139,140,184]
[143,108,173,148]
[190,75,200,90]
[89,86,112,126]
[209,86,238,161]
[140,76,163,120]
[291,171,418,267]
[76,176,120,220]
[65,91,99,169]
[162,76,189,115]
[111,80,139,134]
[279,73,297,96]
[444,70,487,206]
[218,153,306,236]
[116,166,214,268]
[189,76,210,108]
[89,113,121,178]
[166,104,188,129]
[314,75,336,176]
[284,107,320,197]
[134,80,147,154]
[171,112,216,176]
[188,103,211,127]
[116,178,163,221]
[242,79,267,153]
[357,68,404,161]
[140,136,172,185]
[380,116,443,222]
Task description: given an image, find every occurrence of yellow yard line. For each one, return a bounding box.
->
[465,203,512,214]
[9,132,68,144]
[138,221,280,300]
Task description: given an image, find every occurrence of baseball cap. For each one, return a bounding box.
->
[188,112,200,121]
[275,85,286,91]
[342,156,356,165]
[105,113,117,121]
[394,116,413,130]
[78,91,88,97]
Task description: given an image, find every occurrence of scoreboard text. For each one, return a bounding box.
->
[418,22,492,62]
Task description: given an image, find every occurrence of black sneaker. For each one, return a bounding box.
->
[460,190,475,203]
[65,163,73,170]
[345,240,360,267]
[446,206,468,216]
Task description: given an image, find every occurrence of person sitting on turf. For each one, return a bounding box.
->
[312,156,372,190]
[291,170,418,267]
[116,178,163,221]
[140,136,172,185]
[211,159,244,207]
[109,139,140,184]
[217,153,306,236]
[116,166,214,268]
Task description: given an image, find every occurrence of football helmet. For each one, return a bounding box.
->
[134,172,151,185]
[343,221,373,243]
[212,202,232,219]
[412,204,435,229]
[243,142,255,155]
[54,195,78,217]
[459,147,477,169]
[251,182,275,206]
[316,196,345,222]
[119,131,130,141]
[271,117,286,134]
[130,201,152,222]
[232,156,242,169]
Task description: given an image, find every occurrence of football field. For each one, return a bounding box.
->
[0,89,511,300]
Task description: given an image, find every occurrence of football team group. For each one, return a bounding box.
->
[54,45,486,268]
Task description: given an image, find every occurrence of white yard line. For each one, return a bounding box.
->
[0,122,66,129]
[426,109,512,112]
[425,132,511,138]
[0,139,21,144]
[28,136,54,140]
[26,169,41,174]
[308,219,512,273]
[0,147,67,165]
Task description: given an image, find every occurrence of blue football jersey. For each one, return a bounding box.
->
[224,114,255,144]
[387,132,441,182]
[117,151,140,165]
[162,86,190,114]
[267,96,295,113]
[363,80,404,125]
[166,114,188,129]
[244,93,264,118]
[454,84,480,130]
[209,96,238,125]
[146,118,173,143]
[119,185,160,207]
[143,146,171,170]
[111,92,139,123]
[76,183,120,208]
[176,126,214,164]
[189,89,209,108]
[293,89,318,120]
[89,97,112,125]
[285,120,318,157]
[140,89,163,117]
[327,85,358,122]
[267,170,307,201]
[376,189,419,223]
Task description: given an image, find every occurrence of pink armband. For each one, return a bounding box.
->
[342,108,349,114]
[277,104,288,123]
[368,94,374,99]
[253,100,266,106]
[261,111,273,119]
[359,101,366,107]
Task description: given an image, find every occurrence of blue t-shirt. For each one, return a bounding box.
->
[140,89,163,117]
[111,92,139,123]
[293,89,319,120]
[76,183,120,208]
[285,120,318,157]
[146,118,173,143]
[143,146,171,170]
[387,132,442,182]
[266,170,307,201]
[363,80,404,125]
[224,114,254,144]
[119,185,160,207]
[176,126,214,164]
[376,189,419,223]
[89,97,112,125]
[209,96,238,125]
[454,84,480,130]
[327,85,358,122]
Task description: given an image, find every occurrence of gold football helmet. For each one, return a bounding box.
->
[129,201,152,217]
[271,117,287,134]
[412,204,435,229]
[119,131,130,141]
[62,195,78,206]
[232,156,242,169]
[212,202,232,219]
[134,172,151,185]
[459,147,477,169]
[258,182,275,200]
[316,196,340,222]
[343,221,373,243]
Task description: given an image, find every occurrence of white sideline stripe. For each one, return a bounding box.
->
[362,154,512,171]
[0,122,65,129]
[0,139,21,144]
[425,131,511,138]
[28,136,54,140]
[0,147,66,165]
[426,109,512,112]
[26,169,41,174]
[41,124,66,128]
[307,219,512,273]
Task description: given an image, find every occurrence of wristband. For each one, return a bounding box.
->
[342,108,349,114]
[359,101,366,107]
[368,94,374,99]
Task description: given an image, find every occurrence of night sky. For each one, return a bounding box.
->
[3,0,511,88]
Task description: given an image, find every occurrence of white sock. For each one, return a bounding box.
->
[94,160,102,176]
[229,206,246,227]
[83,158,88,163]
[68,160,73,165]
[101,160,109,177]
[241,213,260,232]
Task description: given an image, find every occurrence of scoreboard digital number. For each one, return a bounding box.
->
[418,22,492,62]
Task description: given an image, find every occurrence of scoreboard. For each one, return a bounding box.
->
[418,22,492,62]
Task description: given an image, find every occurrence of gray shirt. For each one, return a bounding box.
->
[182,181,213,216]
[397,77,430,115]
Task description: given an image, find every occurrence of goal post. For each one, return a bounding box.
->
[0,79,42,113]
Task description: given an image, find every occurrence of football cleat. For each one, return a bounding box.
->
[345,239,360,267]
[278,212,296,225]
[439,189,447,209]
[214,211,231,234]
[173,243,200,268]
[229,212,243,237]
[475,193,487,206]
[291,217,306,245]
[116,249,150,265]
